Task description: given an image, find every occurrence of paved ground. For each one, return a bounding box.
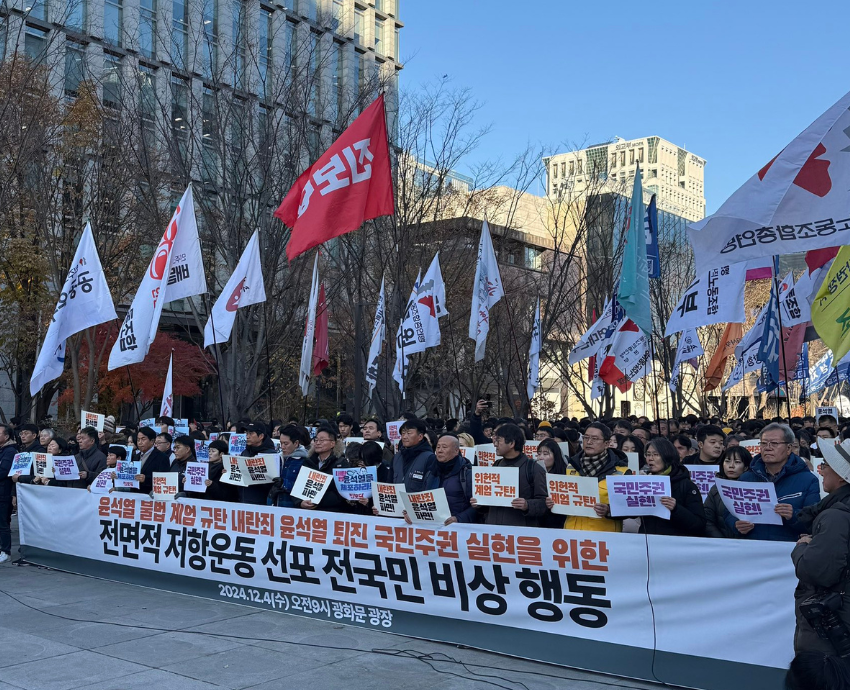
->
[0,516,670,690]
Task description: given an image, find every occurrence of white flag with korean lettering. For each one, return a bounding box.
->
[569,299,613,364]
[723,305,769,391]
[108,186,206,370]
[393,272,425,392]
[160,352,173,418]
[664,263,747,336]
[780,270,814,327]
[689,89,850,275]
[299,254,320,396]
[203,230,266,347]
[31,223,117,396]
[670,329,704,392]
[469,220,504,361]
[417,253,448,349]
[365,277,386,396]
[527,298,541,401]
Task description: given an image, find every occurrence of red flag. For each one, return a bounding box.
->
[275,95,395,261]
[312,284,329,376]
[781,323,806,381]
[805,246,839,273]
[703,322,743,392]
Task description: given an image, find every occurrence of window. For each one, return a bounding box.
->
[577,159,583,174]
[331,0,343,32]
[354,8,364,43]
[375,0,383,10]
[629,149,634,165]
[202,0,218,80]
[104,0,123,45]
[308,31,320,116]
[171,75,188,134]
[67,0,86,29]
[560,162,565,177]
[331,41,343,121]
[201,87,219,182]
[552,163,557,179]
[27,0,47,21]
[139,0,156,57]
[172,0,188,69]
[25,25,48,63]
[102,54,121,108]
[285,20,296,70]
[619,150,625,167]
[568,160,574,175]
[259,8,272,97]
[139,64,156,120]
[394,28,399,60]
[638,147,644,163]
[374,17,383,52]
[64,41,85,97]
[232,0,246,89]
[610,153,616,168]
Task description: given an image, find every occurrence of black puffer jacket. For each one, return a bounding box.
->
[639,464,706,537]
[293,454,352,513]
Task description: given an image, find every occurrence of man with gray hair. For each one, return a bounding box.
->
[725,422,820,541]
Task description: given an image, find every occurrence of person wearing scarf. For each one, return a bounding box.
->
[640,437,706,537]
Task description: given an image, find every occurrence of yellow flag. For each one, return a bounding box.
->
[812,245,850,362]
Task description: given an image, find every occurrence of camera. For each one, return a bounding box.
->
[800,591,850,657]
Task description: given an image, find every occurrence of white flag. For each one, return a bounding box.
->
[664,263,747,336]
[469,220,504,361]
[203,230,266,347]
[598,320,651,388]
[669,329,704,392]
[780,270,813,327]
[417,252,447,349]
[365,277,386,396]
[393,272,423,392]
[160,352,174,418]
[689,89,850,275]
[527,298,541,401]
[299,254,320,396]
[723,309,768,391]
[108,186,206,370]
[31,223,118,396]
[569,298,613,364]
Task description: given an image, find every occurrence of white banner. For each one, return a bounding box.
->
[184,462,209,492]
[372,482,404,517]
[664,264,748,336]
[715,478,783,525]
[81,410,105,431]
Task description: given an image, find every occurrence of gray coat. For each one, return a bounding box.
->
[791,496,850,654]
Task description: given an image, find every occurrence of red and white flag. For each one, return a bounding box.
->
[203,231,266,347]
[160,352,173,418]
[469,220,504,361]
[598,320,651,393]
[689,90,850,274]
[275,95,395,261]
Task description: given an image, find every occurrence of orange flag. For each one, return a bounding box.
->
[703,323,743,392]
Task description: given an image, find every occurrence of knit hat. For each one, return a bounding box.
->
[538,421,552,428]
[104,415,116,433]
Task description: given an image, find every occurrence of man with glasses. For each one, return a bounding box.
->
[725,422,820,541]
[133,427,171,495]
[565,422,631,532]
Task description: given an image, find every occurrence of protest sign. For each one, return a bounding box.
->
[557,442,573,459]
[290,467,332,503]
[306,426,318,440]
[624,452,640,475]
[372,482,405,517]
[386,420,403,447]
[547,475,600,517]
[195,440,210,462]
[523,440,539,461]
[272,438,281,451]
[52,456,80,481]
[140,417,156,429]
[89,468,114,493]
[333,466,377,501]
[33,453,54,479]
[175,418,188,427]
[10,453,33,478]
[152,472,179,501]
[739,439,761,456]
[115,459,141,489]
[228,433,247,456]
[208,432,219,442]
[221,456,244,486]
[343,437,365,448]
[221,455,279,487]
[473,444,501,467]
[471,466,519,507]
[184,462,209,493]
[715,478,783,525]
[81,409,105,431]
[816,405,840,422]
[399,487,452,524]
[459,446,475,463]
[608,475,671,519]
[175,426,190,436]
[685,465,720,501]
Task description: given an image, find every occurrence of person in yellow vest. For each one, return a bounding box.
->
[565,421,632,532]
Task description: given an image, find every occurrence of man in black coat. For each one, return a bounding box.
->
[390,418,439,493]
[75,427,107,488]
[0,424,18,564]
[18,423,46,454]
[239,422,276,504]
[133,427,171,494]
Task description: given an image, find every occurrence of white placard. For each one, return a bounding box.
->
[220,454,279,486]
[459,446,476,462]
[343,436,365,448]
[140,417,156,429]
[9,453,33,477]
[624,452,640,475]
[557,442,573,460]
[152,472,179,501]
[81,410,105,431]
[608,475,671,519]
[115,459,141,489]
[52,456,80,481]
[685,465,720,501]
[739,439,761,457]
[33,452,54,479]
[474,443,501,467]
[523,440,539,461]
[471,466,519,507]
[90,468,115,493]
[184,462,209,493]
[372,482,405,517]
[715,478,783,525]
[333,466,377,501]
[290,466,332,503]
[386,421,404,446]
[547,474,600,517]
[816,406,839,422]
[228,433,247,456]
[399,487,452,524]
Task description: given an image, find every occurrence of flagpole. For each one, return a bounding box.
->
[124,365,142,423]
[262,300,274,420]
[772,256,791,422]
[202,293,228,425]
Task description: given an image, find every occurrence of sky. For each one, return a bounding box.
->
[399,0,850,215]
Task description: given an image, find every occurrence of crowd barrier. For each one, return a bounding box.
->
[17,484,796,690]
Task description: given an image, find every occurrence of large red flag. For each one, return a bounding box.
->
[275,95,395,261]
[312,284,329,376]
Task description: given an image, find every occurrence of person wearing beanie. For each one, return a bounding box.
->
[534,421,554,442]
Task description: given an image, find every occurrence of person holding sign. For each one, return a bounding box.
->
[168,435,196,493]
[292,426,351,513]
[565,422,632,532]
[75,427,107,488]
[184,439,236,502]
[639,438,706,537]
[0,424,17,564]
[538,439,571,528]
[470,423,547,527]
[133,427,171,495]
[725,423,820,541]
[240,422,277,505]
[704,446,752,538]
[269,425,310,508]
[432,434,477,525]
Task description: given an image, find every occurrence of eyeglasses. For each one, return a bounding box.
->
[761,441,788,449]
[582,435,604,442]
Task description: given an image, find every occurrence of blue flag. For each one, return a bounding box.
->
[645,194,660,279]
[617,166,652,336]
[808,352,835,393]
[757,280,781,387]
